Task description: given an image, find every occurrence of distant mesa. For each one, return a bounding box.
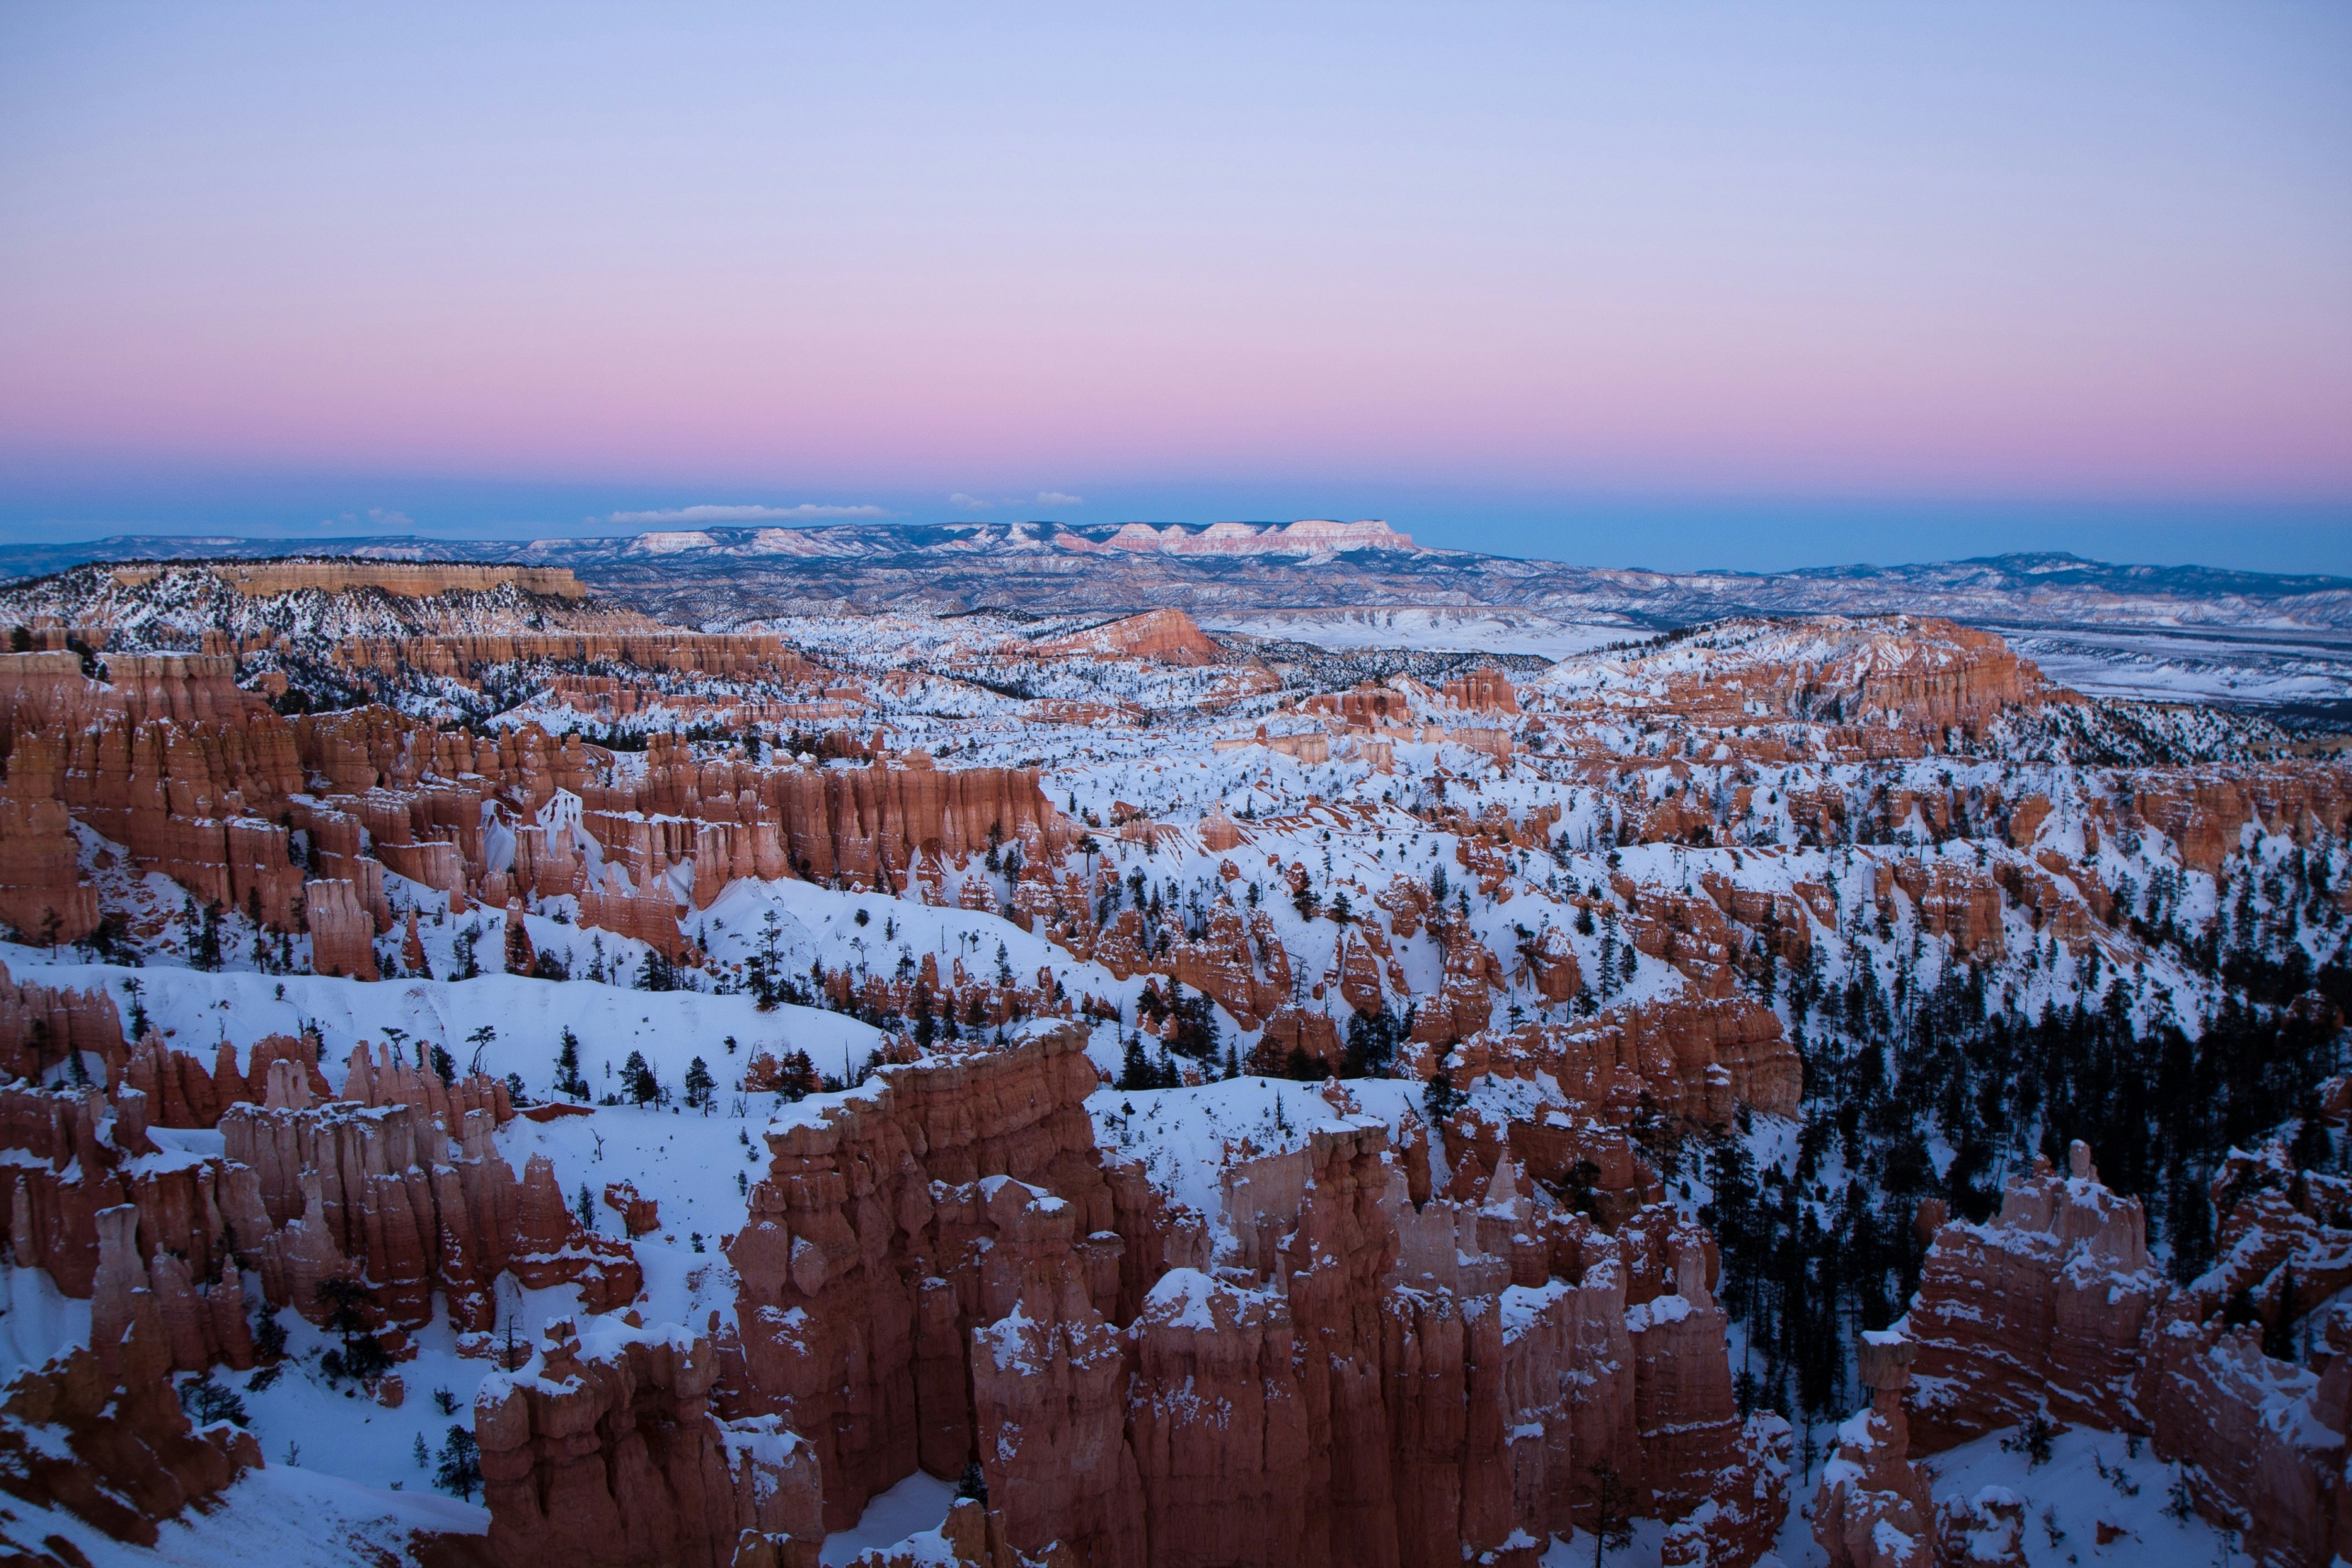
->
[1067,519,1416,556]
[110,559,587,600]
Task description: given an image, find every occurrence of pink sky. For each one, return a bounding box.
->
[1,4,2347,545]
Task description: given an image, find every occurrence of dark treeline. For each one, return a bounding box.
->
[1703,855,2350,1433]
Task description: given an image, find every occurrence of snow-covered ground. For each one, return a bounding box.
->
[1201,607,1638,660]
[1087,1075,1434,1222]
[7,1460,485,1568]
[820,1471,959,1567]
[1998,623,2352,716]
[1758,1422,2236,1567]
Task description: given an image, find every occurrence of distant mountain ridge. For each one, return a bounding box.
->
[6,524,2352,633]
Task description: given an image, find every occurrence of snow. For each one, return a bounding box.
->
[6,947,882,1114]
[14,1458,485,1567]
[820,1468,958,1566]
[1085,1075,1426,1224]
[1770,1422,2236,1566]
[0,1262,91,1381]
[1202,607,1634,660]
[1144,1267,1229,1330]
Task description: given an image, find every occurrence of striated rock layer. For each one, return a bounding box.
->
[717,1025,1785,1568]
[1902,1141,2352,1567]
[475,1318,822,1568]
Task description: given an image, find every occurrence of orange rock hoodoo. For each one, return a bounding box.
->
[1033,608,1223,666]
[703,1025,1787,1568]
[1884,1142,2352,1566]
[475,1319,823,1568]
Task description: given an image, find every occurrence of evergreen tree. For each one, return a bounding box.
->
[684,1056,715,1110]
[1587,1461,1634,1567]
[1117,1035,1156,1093]
[433,1426,482,1500]
[1423,1066,1460,1123]
[553,1028,589,1100]
[621,1050,659,1106]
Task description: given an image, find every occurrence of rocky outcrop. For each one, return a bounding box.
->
[4,1039,631,1356]
[304,877,381,980]
[1902,1141,2352,1567]
[339,629,806,681]
[1905,1142,2160,1448]
[1448,995,1802,1128]
[0,1335,260,1552]
[91,1203,255,1379]
[0,959,128,1083]
[728,1026,1785,1567]
[110,559,589,599]
[726,1026,1134,1533]
[475,1318,822,1568]
[0,736,100,944]
[1033,609,1223,667]
[1812,1334,1934,1568]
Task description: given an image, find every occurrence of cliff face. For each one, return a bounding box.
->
[1445,995,1802,1128]
[111,560,587,599]
[336,629,803,680]
[0,1334,260,1552]
[1906,1142,2161,1449]
[1033,609,1224,666]
[721,1026,1785,1568]
[475,1318,822,1568]
[1902,1142,2352,1567]
[1,1034,639,1357]
[0,642,1068,968]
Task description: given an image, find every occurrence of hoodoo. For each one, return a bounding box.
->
[0,559,2331,1568]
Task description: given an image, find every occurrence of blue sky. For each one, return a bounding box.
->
[2,3,2346,573]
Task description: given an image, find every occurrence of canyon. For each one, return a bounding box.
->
[0,558,2334,1566]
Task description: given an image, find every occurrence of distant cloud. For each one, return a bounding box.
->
[1035,491,1084,507]
[948,494,995,511]
[604,502,892,525]
[318,507,413,532]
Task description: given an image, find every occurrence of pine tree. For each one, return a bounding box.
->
[1423,1066,1460,1123]
[684,1056,715,1110]
[1118,1035,1155,1092]
[621,1050,659,1105]
[553,1028,589,1100]
[1587,1460,1634,1567]
[433,1426,482,1500]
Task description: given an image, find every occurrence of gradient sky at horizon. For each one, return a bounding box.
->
[2,3,2348,572]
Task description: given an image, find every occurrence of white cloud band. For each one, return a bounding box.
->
[605,502,892,525]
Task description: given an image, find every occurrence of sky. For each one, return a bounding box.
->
[1,3,2348,574]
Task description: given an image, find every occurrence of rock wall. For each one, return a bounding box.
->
[1033,609,1223,667]
[1448,995,1802,1128]
[1902,1142,2352,1567]
[0,1334,260,1553]
[475,1318,823,1568]
[4,1041,632,1348]
[1905,1142,2162,1448]
[726,1026,1786,1568]
[111,560,589,600]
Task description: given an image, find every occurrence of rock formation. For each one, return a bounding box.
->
[1902,1141,2352,1566]
[110,559,589,599]
[725,1026,1785,1567]
[475,1317,823,1568]
[0,1334,259,1552]
[1812,1334,1934,1568]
